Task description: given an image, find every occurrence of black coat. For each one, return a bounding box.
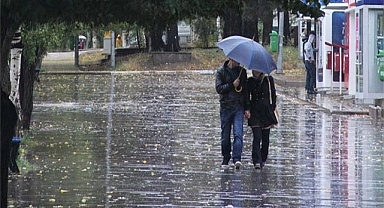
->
[247,75,277,128]
[215,60,249,110]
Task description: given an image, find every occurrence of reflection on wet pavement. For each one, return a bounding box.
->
[8,72,384,207]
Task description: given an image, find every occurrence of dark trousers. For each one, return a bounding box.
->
[251,127,270,165]
[305,60,316,92]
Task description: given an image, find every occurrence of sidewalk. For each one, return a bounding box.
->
[272,72,370,115]
[42,51,370,116]
[13,70,384,207]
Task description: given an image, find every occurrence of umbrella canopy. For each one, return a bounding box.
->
[217,35,277,74]
[79,35,87,40]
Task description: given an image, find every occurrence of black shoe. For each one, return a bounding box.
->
[221,158,230,168]
[254,162,264,170]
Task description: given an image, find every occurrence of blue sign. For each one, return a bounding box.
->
[329,0,346,2]
[301,0,347,6]
[332,12,346,49]
[356,0,384,5]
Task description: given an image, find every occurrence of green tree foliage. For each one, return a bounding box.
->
[22,23,70,64]
[275,0,330,19]
[1,0,330,129]
[192,17,217,48]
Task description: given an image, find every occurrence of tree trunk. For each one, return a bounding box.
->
[19,64,36,130]
[217,16,222,41]
[1,19,21,207]
[19,48,43,130]
[147,29,163,52]
[284,11,291,45]
[136,29,142,50]
[165,23,180,52]
[259,0,274,46]
[1,26,19,95]
[1,89,18,208]
[194,17,212,48]
[9,29,23,133]
[223,7,242,38]
[242,0,258,40]
[122,30,127,48]
[92,30,98,49]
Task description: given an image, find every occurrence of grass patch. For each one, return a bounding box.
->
[79,51,106,64]
[73,46,304,74]
[16,133,38,174]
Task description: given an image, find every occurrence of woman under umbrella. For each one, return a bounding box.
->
[246,70,278,170]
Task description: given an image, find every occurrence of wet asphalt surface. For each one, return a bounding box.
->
[7,72,384,207]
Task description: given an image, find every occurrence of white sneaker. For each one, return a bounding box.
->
[221,164,229,169]
[235,161,242,169]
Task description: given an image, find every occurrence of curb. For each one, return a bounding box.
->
[274,77,305,88]
[274,77,370,115]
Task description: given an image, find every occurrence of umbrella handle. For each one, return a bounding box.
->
[235,69,242,92]
[235,86,242,92]
[237,68,242,79]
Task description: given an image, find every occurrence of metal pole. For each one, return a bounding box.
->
[339,47,342,95]
[111,31,115,68]
[74,35,79,67]
[331,48,334,94]
[276,11,284,74]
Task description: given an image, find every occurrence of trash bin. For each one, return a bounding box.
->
[269,31,278,52]
[378,50,384,81]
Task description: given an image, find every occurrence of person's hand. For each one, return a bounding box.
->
[233,78,240,88]
[244,110,251,119]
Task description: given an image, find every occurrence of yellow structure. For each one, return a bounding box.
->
[116,34,122,48]
[104,31,111,38]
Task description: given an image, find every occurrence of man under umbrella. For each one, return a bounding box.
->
[216,35,276,169]
[215,58,250,169]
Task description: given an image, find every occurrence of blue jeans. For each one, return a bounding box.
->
[305,60,316,92]
[220,107,244,163]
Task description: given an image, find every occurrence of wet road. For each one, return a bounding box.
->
[8,72,384,207]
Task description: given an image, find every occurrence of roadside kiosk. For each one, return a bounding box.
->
[346,0,384,104]
[315,1,349,94]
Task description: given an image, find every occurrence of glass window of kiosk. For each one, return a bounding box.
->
[371,9,384,93]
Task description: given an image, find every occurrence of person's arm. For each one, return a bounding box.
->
[304,43,313,61]
[215,68,233,94]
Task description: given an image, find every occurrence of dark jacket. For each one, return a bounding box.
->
[215,60,249,110]
[247,75,277,128]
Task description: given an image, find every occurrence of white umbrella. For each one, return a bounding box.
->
[79,35,86,40]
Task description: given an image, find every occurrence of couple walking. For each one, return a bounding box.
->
[215,58,278,170]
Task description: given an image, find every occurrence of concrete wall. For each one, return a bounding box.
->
[152,52,191,65]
